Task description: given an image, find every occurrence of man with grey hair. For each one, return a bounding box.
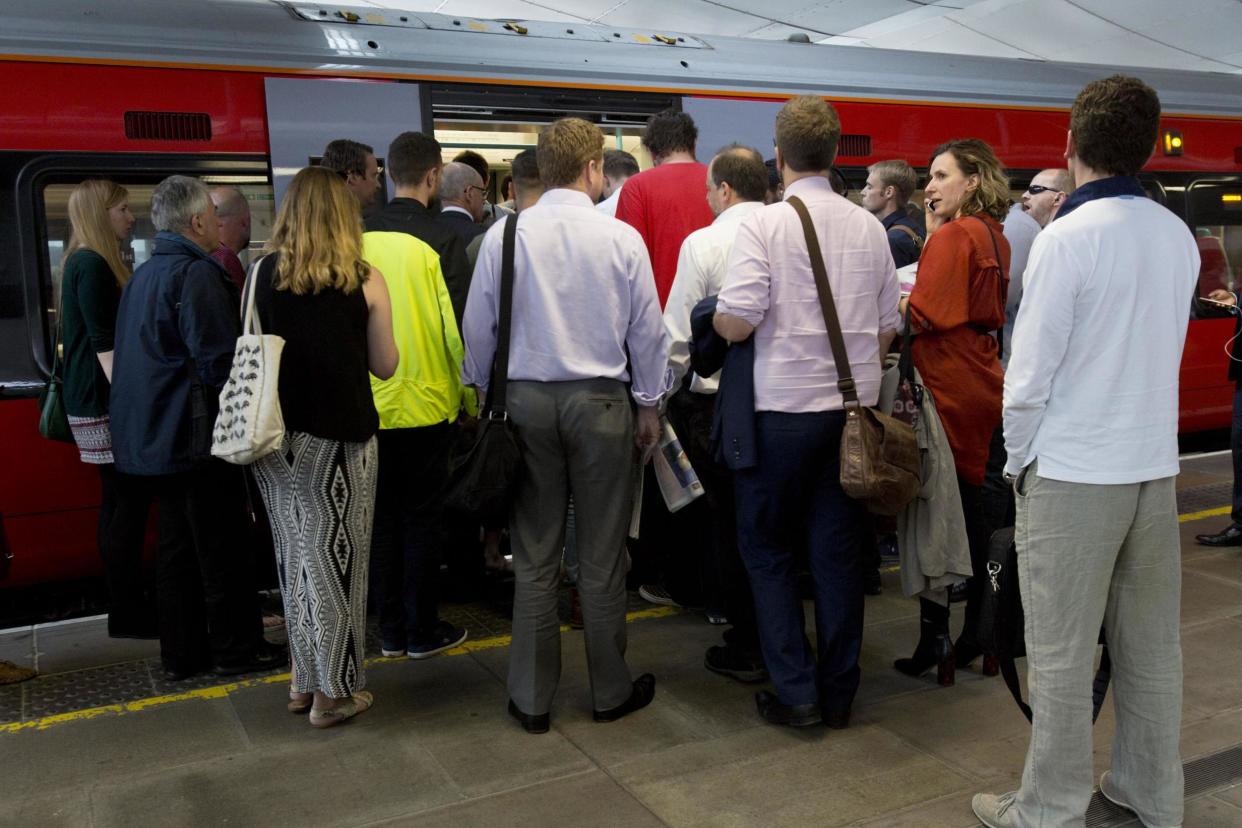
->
[436,161,487,245]
[111,175,282,683]
[208,186,251,292]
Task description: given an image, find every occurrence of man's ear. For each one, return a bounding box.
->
[1064,130,1075,163]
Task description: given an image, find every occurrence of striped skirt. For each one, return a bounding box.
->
[67,414,113,465]
[253,431,378,698]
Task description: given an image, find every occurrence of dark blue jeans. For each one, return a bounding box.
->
[1232,385,1242,524]
[733,410,864,712]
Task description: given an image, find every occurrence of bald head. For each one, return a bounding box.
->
[209,186,250,254]
[439,161,485,221]
[1022,168,1074,227]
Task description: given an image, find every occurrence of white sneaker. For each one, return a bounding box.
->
[1098,771,1182,828]
[638,584,681,607]
[971,792,1018,828]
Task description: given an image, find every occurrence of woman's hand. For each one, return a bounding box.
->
[924,198,946,238]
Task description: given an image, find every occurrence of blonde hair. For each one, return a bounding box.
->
[63,180,131,287]
[537,118,604,189]
[930,139,1010,223]
[265,166,370,295]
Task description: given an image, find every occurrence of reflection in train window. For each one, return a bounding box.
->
[1186,181,1242,297]
[42,176,274,292]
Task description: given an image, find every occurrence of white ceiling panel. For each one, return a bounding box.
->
[594,0,769,37]
[223,0,1242,71]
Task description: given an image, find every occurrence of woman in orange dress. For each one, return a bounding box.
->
[894,138,1011,686]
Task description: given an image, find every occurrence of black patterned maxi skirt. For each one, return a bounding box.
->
[253,431,378,697]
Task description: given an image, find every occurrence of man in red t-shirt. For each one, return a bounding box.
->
[616,110,714,308]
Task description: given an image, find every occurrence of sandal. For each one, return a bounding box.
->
[287,691,313,714]
[309,691,374,729]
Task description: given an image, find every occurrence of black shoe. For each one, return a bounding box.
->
[755,690,821,727]
[408,621,468,660]
[704,645,767,684]
[593,673,656,722]
[161,663,200,682]
[863,567,883,596]
[823,707,851,730]
[213,642,287,677]
[1195,523,1242,547]
[508,699,550,734]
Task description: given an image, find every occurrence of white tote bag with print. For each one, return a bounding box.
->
[211,257,286,464]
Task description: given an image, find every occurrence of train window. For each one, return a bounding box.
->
[41,176,274,295]
[1186,181,1242,297]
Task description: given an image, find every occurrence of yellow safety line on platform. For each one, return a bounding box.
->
[1178,505,1230,523]
[0,605,681,735]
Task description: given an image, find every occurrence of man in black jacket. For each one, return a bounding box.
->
[367,132,472,325]
[1195,292,1242,546]
[436,161,488,246]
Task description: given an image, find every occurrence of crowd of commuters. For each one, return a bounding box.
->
[54,72,1196,825]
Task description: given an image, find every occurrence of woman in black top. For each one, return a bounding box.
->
[250,166,397,727]
[59,179,155,638]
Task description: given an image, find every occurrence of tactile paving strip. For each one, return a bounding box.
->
[0,588,660,724]
[22,662,154,722]
[1175,481,1233,515]
[0,686,23,724]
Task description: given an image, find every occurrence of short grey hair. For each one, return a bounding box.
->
[151,175,211,233]
[438,161,481,204]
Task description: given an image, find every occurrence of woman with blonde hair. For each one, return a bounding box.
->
[893,138,1011,686]
[60,179,155,639]
[250,166,397,727]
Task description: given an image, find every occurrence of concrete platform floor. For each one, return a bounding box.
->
[2,452,1242,827]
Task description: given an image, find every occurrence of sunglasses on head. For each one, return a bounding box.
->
[1026,184,1060,195]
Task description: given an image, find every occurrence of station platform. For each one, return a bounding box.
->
[2,452,1241,827]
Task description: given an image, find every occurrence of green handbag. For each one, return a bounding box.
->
[38,306,74,444]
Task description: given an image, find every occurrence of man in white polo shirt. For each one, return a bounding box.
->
[974,75,1199,828]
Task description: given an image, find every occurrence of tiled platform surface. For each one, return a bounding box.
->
[1,453,1241,827]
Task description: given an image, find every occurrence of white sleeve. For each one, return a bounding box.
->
[663,237,707,387]
[1003,233,1081,475]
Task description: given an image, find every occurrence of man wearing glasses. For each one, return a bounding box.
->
[1002,169,1075,367]
[437,161,489,245]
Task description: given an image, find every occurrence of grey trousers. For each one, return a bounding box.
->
[1011,461,1183,828]
[506,379,636,715]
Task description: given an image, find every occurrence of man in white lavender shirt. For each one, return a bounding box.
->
[663,144,768,684]
[461,117,670,735]
[713,96,900,729]
[974,75,1198,828]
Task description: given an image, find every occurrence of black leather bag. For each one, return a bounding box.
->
[978,524,1112,723]
[38,305,74,444]
[443,215,521,523]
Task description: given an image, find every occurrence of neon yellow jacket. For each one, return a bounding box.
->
[363,231,476,428]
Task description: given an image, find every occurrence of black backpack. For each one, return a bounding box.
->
[977,526,1112,723]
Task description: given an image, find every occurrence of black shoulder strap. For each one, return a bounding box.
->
[787,196,858,406]
[487,215,518,415]
[969,215,1007,361]
[1001,643,1112,725]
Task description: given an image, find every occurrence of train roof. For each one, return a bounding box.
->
[5,0,1242,117]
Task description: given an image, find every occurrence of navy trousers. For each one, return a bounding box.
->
[733,410,864,713]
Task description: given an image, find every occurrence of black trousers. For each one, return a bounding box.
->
[371,422,454,648]
[99,464,155,632]
[665,387,760,656]
[153,461,262,672]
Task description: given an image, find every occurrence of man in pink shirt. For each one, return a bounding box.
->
[714,96,900,729]
[616,110,714,308]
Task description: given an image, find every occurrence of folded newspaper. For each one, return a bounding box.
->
[628,415,706,537]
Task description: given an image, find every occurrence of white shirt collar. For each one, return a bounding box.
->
[441,204,473,219]
[538,188,596,209]
[713,200,764,225]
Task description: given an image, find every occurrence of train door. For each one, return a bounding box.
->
[263,77,432,210]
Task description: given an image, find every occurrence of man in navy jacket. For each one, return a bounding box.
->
[111,175,281,681]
